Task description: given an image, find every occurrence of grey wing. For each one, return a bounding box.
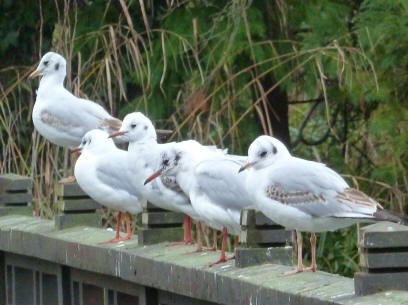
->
[41,95,116,140]
[95,152,143,199]
[266,159,377,218]
[194,158,253,211]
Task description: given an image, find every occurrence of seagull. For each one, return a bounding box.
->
[109,112,200,246]
[144,142,253,266]
[73,129,146,243]
[239,135,407,275]
[29,52,170,183]
[29,52,123,183]
[29,52,123,148]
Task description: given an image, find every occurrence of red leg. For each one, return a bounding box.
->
[185,216,194,243]
[99,212,122,244]
[284,230,304,275]
[305,233,317,272]
[203,228,218,251]
[113,212,132,242]
[167,215,195,246]
[186,221,203,254]
[209,228,235,266]
[213,229,218,250]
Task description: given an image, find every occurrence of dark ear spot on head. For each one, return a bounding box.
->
[272,145,277,154]
[175,154,181,162]
[144,125,148,130]
[55,63,60,71]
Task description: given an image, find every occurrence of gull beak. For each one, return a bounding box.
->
[109,131,127,138]
[238,162,256,173]
[71,147,82,154]
[28,69,42,78]
[144,169,162,185]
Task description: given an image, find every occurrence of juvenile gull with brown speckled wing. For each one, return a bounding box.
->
[30,52,125,148]
[240,135,407,275]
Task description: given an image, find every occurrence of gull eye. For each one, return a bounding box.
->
[82,140,86,145]
[259,151,267,158]
[163,159,169,166]
[131,123,137,129]
[43,60,49,66]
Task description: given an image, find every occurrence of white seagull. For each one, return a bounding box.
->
[74,129,146,243]
[145,142,253,266]
[109,112,200,246]
[239,135,407,274]
[29,52,123,148]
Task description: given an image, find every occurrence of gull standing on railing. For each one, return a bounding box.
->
[110,112,200,246]
[239,135,407,275]
[145,143,253,266]
[29,52,168,183]
[74,129,146,243]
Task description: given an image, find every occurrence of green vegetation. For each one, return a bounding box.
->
[0,0,406,277]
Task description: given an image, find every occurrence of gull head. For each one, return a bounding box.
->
[111,112,157,143]
[73,129,115,154]
[239,135,290,172]
[144,146,183,185]
[29,52,67,80]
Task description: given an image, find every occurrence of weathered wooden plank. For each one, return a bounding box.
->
[358,222,408,249]
[158,290,218,305]
[360,250,408,269]
[239,228,292,245]
[0,193,32,205]
[0,206,32,217]
[235,246,293,268]
[0,215,408,305]
[138,227,184,245]
[55,182,88,198]
[14,266,34,304]
[55,213,101,230]
[142,212,183,226]
[71,268,141,296]
[0,174,32,193]
[355,271,408,296]
[59,199,101,212]
[145,202,166,211]
[240,208,279,227]
[0,252,5,305]
[139,286,159,305]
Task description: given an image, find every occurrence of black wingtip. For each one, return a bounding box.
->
[374,209,408,225]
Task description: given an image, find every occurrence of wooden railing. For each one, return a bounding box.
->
[0,174,408,305]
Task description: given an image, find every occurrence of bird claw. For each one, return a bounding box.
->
[303,265,317,272]
[282,265,306,276]
[167,240,194,247]
[98,235,132,244]
[208,255,235,267]
[185,247,203,254]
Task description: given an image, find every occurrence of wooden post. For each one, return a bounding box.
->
[355,221,408,295]
[138,202,184,246]
[54,182,101,230]
[0,174,33,216]
[235,207,293,268]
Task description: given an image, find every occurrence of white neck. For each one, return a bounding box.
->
[38,73,66,94]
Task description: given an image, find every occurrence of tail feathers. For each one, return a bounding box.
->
[374,209,408,225]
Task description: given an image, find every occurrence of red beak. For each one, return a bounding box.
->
[238,162,256,173]
[71,147,82,154]
[144,169,162,185]
[109,131,127,138]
